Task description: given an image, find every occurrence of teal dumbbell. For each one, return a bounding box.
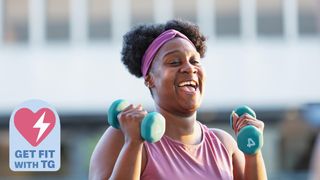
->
[230,106,263,155]
[108,99,166,143]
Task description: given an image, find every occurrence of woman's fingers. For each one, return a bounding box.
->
[232,111,239,132]
[116,104,148,143]
[233,113,264,135]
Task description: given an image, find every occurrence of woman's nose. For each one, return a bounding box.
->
[180,62,197,74]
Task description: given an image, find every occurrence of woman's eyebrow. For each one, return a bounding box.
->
[163,49,198,58]
[163,50,180,58]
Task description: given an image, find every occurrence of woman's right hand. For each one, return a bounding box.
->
[117,104,148,144]
[90,105,148,180]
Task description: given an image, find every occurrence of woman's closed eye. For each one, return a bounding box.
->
[168,59,181,65]
[190,58,201,65]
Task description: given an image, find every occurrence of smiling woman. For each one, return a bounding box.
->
[89,19,267,180]
[148,36,204,117]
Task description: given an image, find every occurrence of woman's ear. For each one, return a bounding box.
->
[144,74,155,88]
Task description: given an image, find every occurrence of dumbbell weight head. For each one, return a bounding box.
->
[141,112,166,143]
[230,105,256,128]
[237,125,263,154]
[230,106,263,155]
[108,99,130,129]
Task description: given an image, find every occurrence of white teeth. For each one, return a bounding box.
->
[178,81,197,87]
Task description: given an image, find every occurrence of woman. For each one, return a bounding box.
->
[89,19,267,180]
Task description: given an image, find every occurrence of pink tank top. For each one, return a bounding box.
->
[141,122,233,180]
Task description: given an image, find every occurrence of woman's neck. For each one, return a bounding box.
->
[156,106,202,145]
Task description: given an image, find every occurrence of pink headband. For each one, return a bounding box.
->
[141,29,195,78]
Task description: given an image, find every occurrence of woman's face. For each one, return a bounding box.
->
[148,37,206,117]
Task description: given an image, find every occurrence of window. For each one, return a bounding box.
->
[46,0,70,42]
[3,0,29,43]
[88,0,112,40]
[215,1,240,37]
[131,0,154,26]
[173,0,197,23]
[298,0,320,36]
[257,0,283,37]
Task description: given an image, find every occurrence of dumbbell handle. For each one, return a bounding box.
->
[230,106,263,155]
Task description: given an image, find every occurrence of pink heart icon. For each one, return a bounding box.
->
[14,108,56,147]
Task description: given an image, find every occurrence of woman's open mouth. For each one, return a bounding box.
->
[177,80,199,94]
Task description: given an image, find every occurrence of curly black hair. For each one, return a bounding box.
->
[121,19,207,78]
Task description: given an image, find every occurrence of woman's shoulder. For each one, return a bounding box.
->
[89,127,124,179]
[94,127,125,155]
[89,127,147,179]
[208,127,238,155]
[203,125,246,178]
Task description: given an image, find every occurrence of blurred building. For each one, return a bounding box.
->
[0,0,320,179]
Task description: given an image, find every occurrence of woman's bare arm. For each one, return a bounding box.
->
[89,105,147,180]
[213,128,267,180]
[89,127,124,180]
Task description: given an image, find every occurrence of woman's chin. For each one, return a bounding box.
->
[179,102,201,116]
[181,96,202,109]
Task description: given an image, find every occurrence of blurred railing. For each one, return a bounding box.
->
[0,0,319,45]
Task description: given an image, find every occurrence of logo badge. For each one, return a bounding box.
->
[9,99,60,171]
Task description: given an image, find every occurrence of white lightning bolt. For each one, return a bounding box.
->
[33,112,50,142]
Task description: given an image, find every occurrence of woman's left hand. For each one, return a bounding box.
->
[231,112,265,136]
